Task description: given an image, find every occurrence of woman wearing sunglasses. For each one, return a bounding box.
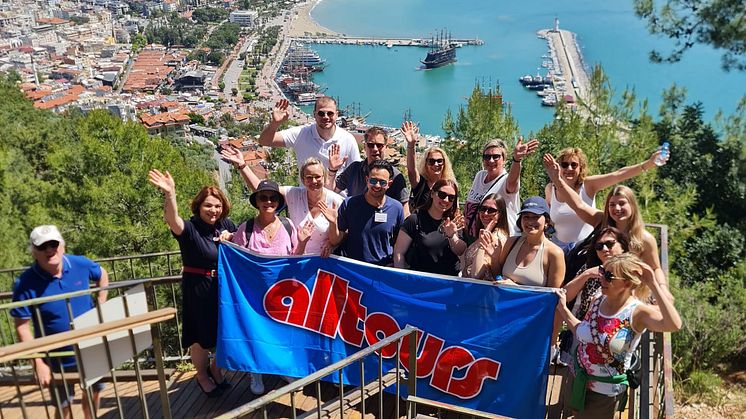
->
[461,193,510,280]
[545,147,668,250]
[221,147,343,255]
[393,179,466,276]
[147,170,236,398]
[555,253,681,418]
[402,121,458,210]
[542,154,671,298]
[558,227,630,366]
[464,137,539,242]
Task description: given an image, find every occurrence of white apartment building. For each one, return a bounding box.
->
[228,10,257,27]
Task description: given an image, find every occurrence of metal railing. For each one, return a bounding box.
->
[217,326,418,419]
[0,279,176,419]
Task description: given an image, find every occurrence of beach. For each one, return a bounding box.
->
[287,0,339,38]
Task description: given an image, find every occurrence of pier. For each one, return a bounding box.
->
[290,36,484,48]
[537,27,590,103]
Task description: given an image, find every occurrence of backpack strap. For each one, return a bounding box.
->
[244,217,293,243]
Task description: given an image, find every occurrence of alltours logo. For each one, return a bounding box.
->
[263,269,501,399]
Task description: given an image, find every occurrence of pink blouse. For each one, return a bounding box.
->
[232,217,298,256]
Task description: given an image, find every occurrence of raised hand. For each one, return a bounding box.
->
[328,143,347,172]
[318,200,338,224]
[220,145,245,167]
[442,216,463,238]
[542,153,561,183]
[272,99,291,124]
[148,169,176,195]
[478,220,498,256]
[513,136,540,162]
[646,149,668,168]
[401,121,420,146]
[298,220,316,243]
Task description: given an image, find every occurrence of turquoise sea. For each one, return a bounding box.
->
[307,0,745,135]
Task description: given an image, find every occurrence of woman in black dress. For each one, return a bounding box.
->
[148,169,236,397]
[393,179,467,276]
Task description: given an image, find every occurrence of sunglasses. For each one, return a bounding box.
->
[426,158,444,166]
[34,241,60,251]
[482,153,503,161]
[598,266,620,282]
[368,178,388,187]
[435,191,456,202]
[366,142,386,150]
[560,161,579,169]
[478,206,499,214]
[316,110,335,118]
[594,240,617,251]
[257,193,280,203]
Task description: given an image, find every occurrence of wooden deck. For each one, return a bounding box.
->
[0,366,571,419]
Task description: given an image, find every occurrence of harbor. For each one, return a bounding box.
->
[518,19,591,108]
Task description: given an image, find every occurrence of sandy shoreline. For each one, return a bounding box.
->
[288,0,340,37]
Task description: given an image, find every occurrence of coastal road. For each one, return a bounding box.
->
[223,36,258,106]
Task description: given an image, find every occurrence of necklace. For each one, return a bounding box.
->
[262,219,280,242]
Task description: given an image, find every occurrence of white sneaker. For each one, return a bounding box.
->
[249,373,264,395]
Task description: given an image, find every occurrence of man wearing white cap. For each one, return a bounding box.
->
[11,225,109,419]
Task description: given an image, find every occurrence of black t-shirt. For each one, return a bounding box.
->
[175,215,237,270]
[409,175,431,211]
[401,210,460,276]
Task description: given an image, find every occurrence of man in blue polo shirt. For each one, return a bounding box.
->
[328,160,404,265]
[11,225,109,419]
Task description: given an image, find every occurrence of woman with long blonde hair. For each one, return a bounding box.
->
[542,155,669,295]
[402,121,458,210]
[555,253,681,418]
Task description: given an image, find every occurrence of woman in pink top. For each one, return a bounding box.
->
[226,179,313,393]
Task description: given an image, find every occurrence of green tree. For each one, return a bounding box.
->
[633,0,746,71]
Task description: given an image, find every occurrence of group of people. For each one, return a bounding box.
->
[11,95,681,419]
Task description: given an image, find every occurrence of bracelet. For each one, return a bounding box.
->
[237,163,246,170]
[329,168,338,173]
[512,157,522,164]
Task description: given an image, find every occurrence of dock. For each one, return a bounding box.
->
[290,36,484,48]
[537,28,590,103]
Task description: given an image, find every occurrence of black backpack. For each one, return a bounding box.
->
[562,225,602,286]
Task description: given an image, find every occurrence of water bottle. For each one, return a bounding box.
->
[654,142,670,166]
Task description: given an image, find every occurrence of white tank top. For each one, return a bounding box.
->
[502,236,546,287]
[549,183,596,244]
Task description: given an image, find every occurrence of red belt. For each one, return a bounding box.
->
[182,266,217,278]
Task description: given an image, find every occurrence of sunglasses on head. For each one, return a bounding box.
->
[478,206,499,214]
[482,153,503,161]
[366,142,386,150]
[316,110,335,118]
[435,190,456,202]
[598,266,621,282]
[34,241,60,251]
[368,178,388,187]
[594,240,617,251]
[426,158,444,166]
[560,161,579,169]
[257,193,279,203]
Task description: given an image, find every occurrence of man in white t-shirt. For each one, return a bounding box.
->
[464,137,539,239]
[258,97,361,174]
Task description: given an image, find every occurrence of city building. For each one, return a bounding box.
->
[228,10,257,27]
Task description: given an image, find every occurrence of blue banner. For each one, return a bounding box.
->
[217,242,557,418]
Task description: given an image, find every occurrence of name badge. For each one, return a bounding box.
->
[374,212,388,223]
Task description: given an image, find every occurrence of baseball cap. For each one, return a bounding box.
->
[29,225,64,247]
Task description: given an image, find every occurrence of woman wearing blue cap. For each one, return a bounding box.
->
[496,196,565,288]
